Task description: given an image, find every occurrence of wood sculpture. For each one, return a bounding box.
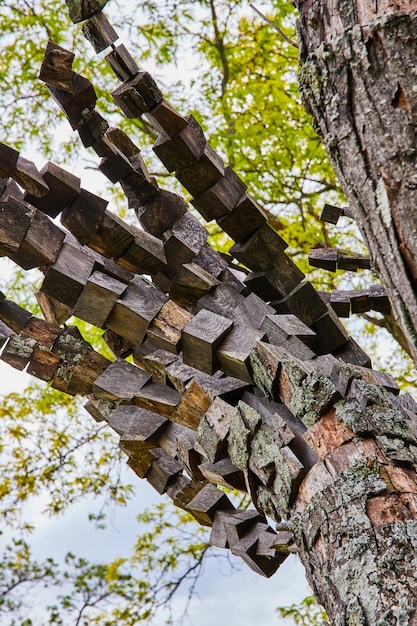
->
[1,2,417,622]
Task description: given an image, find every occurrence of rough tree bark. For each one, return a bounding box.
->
[295,0,417,362]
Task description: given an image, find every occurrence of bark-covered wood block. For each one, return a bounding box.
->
[41,242,95,308]
[230,224,288,272]
[105,44,140,81]
[115,230,167,275]
[87,210,136,258]
[22,317,61,348]
[49,74,97,129]
[66,347,111,396]
[250,341,287,399]
[112,71,163,116]
[1,333,37,371]
[50,326,89,394]
[73,270,127,327]
[107,276,168,345]
[146,99,188,136]
[11,210,66,270]
[216,193,268,242]
[24,162,81,218]
[147,300,192,354]
[65,0,110,23]
[82,11,119,52]
[182,308,233,374]
[0,320,13,350]
[272,281,328,327]
[218,325,265,383]
[93,358,151,401]
[13,156,50,197]
[175,145,224,197]
[0,143,19,179]
[191,166,247,221]
[164,212,208,271]
[61,188,108,246]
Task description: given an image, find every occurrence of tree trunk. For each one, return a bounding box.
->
[294,0,417,362]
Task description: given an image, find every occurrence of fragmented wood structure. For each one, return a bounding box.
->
[2,5,417,612]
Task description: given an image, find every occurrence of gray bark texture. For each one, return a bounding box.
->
[295,0,417,363]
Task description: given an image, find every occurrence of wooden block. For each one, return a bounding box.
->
[119,409,168,451]
[142,348,178,383]
[105,44,139,81]
[311,307,349,354]
[175,146,224,197]
[0,319,13,350]
[0,300,32,332]
[147,300,192,354]
[61,188,108,245]
[170,263,220,308]
[219,267,249,294]
[218,325,265,383]
[186,483,234,526]
[73,270,127,327]
[210,509,264,548]
[0,198,33,253]
[369,285,391,314]
[243,271,280,301]
[22,317,61,348]
[333,337,372,368]
[182,308,233,374]
[329,290,351,317]
[11,209,65,270]
[82,12,119,52]
[198,374,250,404]
[233,292,275,328]
[193,243,230,278]
[93,358,151,401]
[84,397,116,423]
[146,452,183,494]
[99,152,133,184]
[66,347,111,396]
[153,117,206,172]
[107,276,168,345]
[309,247,338,272]
[24,162,81,218]
[26,345,61,382]
[164,212,207,271]
[88,210,135,258]
[338,252,371,271]
[272,281,328,327]
[169,379,212,430]
[0,143,19,179]
[231,224,288,272]
[350,289,370,314]
[146,99,188,136]
[166,358,203,394]
[49,74,97,129]
[320,203,344,224]
[199,458,246,491]
[13,156,50,197]
[35,291,73,325]
[41,242,95,308]
[39,42,75,91]
[137,189,187,237]
[133,380,181,417]
[126,448,156,479]
[250,341,286,399]
[65,0,110,23]
[78,110,109,149]
[261,314,315,347]
[197,283,246,320]
[191,166,246,221]
[217,193,268,242]
[108,404,145,434]
[196,414,228,463]
[50,326,89,394]
[1,333,37,370]
[115,230,167,275]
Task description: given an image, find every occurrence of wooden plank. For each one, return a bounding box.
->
[61,188,108,245]
[106,276,168,345]
[82,12,119,52]
[39,41,75,91]
[105,44,140,81]
[24,162,81,218]
[41,242,95,308]
[182,308,233,374]
[93,358,151,401]
[66,0,110,23]
[147,299,192,354]
[115,230,167,275]
[73,270,127,327]
[191,166,246,221]
[175,145,224,197]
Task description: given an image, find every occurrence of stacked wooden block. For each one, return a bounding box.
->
[0,0,412,578]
